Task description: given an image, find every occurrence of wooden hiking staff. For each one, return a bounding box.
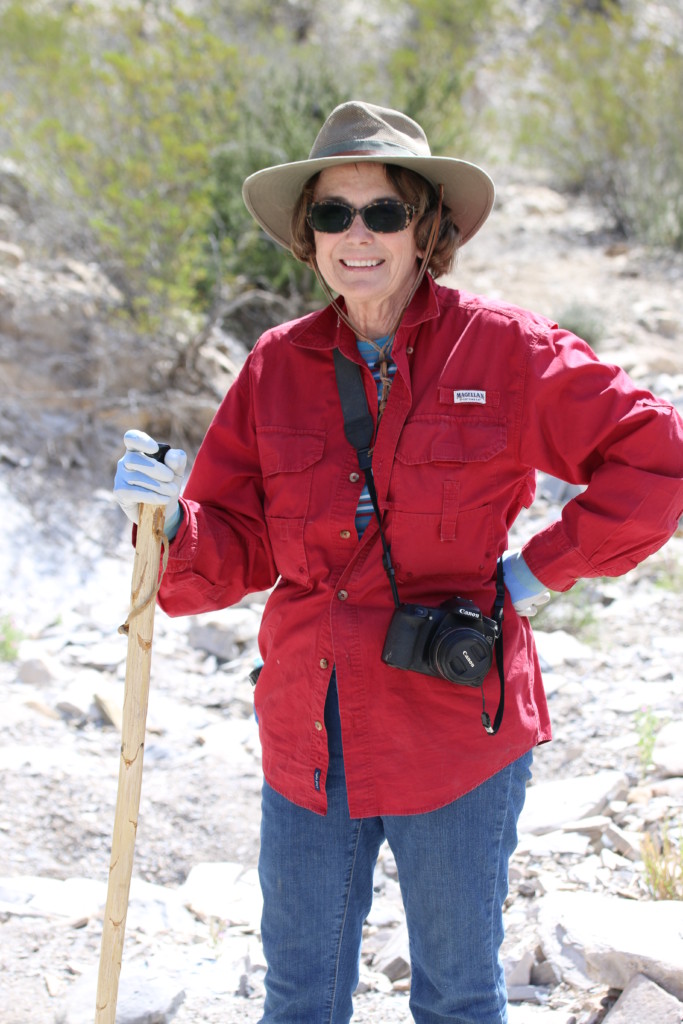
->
[95,497,167,1024]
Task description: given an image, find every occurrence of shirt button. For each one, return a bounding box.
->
[314,720,323,731]
[349,472,360,483]
[337,589,349,601]
[340,530,351,539]
[320,658,329,669]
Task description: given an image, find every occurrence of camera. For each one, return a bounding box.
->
[381,597,500,686]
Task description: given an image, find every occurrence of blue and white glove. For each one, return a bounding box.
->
[502,549,551,617]
[113,429,187,537]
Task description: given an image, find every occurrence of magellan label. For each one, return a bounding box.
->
[453,390,486,404]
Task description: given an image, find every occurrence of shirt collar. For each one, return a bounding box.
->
[289,274,441,350]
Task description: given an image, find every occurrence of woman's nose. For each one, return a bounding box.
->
[345,211,373,239]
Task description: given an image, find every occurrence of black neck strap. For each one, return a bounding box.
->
[333,348,401,608]
[333,346,506,736]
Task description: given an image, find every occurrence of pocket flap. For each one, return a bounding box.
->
[258,428,326,476]
[395,419,507,466]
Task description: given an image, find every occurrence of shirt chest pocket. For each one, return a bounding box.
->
[258,427,326,583]
[387,417,507,582]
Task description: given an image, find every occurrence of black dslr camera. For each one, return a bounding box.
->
[381,597,500,686]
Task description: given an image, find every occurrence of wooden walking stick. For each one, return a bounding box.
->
[95,475,169,1024]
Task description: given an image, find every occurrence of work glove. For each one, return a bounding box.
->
[501,549,551,617]
[114,429,187,537]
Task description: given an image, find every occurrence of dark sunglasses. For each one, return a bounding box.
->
[307,198,416,234]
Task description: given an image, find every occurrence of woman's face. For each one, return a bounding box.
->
[311,163,423,336]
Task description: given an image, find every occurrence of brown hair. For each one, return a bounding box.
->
[290,164,460,278]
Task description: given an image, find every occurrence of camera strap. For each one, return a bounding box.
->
[333,347,401,608]
[333,347,507,736]
[484,559,506,736]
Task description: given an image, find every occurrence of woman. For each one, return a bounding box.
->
[114,101,683,1024]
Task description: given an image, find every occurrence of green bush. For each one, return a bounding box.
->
[512,0,683,249]
[0,2,252,323]
[385,0,502,160]
[0,616,23,662]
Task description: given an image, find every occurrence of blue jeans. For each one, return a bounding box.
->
[258,677,533,1024]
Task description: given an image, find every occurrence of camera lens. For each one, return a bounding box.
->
[429,627,493,686]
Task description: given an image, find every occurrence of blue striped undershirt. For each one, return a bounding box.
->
[354,336,397,538]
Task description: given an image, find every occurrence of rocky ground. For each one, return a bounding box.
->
[0,167,682,1024]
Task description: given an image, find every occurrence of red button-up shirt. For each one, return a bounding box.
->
[158,277,683,816]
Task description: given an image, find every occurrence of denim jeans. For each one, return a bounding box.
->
[258,676,533,1024]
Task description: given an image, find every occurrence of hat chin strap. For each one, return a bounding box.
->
[310,185,444,345]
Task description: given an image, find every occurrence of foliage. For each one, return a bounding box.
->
[198,63,358,310]
[556,301,606,349]
[0,615,23,662]
[634,706,659,774]
[3,0,683,336]
[384,0,503,159]
[0,2,248,323]
[511,0,683,249]
[641,824,683,900]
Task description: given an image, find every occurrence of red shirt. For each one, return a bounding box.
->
[158,277,683,816]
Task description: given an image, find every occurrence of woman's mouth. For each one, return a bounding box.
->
[340,259,383,268]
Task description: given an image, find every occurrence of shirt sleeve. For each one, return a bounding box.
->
[157,359,279,617]
[517,326,683,592]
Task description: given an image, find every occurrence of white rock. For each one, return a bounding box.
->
[373,920,411,981]
[179,861,263,930]
[604,972,683,1023]
[516,829,592,857]
[0,875,106,921]
[507,1004,569,1022]
[533,629,597,668]
[0,240,24,266]
[538,891,683,998]
[56,964,185,1024]
[519,771,628,835]
[504,945,534,986]
[16,656,57,684]
[653,720,683,776]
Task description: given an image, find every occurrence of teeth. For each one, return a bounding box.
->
[343,259,381,267]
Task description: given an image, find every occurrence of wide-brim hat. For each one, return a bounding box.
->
[242,100,495,252]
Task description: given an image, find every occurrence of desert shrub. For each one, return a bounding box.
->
[384,0,503,159]
[512,0,683,249]
[0,2,247,322]
[556,302,606,349]
[641,824,683,900]
[0,0,506,329]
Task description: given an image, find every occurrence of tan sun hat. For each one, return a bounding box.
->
[242,100,495,251]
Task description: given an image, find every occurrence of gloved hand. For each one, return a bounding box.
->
[501,549,551,617]
[114,429,187,536]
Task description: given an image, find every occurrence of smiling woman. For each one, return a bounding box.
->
[113,101,683,1024]
[308,163,424,338]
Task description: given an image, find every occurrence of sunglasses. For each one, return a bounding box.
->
[307,199,416,234]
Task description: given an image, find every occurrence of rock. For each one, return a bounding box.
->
[0,875,107,922]
[519,771,629,836]
[179,862,263,931]
[0,158,32,218]
[602,823,642,861]
[0,240,24,266]
[604,973,683,1023]
[56,966,186,1024]
[187,621,240,662]
[652,720,683,776]
[93,692,123,730]
[504,945,535,986]
[538,892,683,999]
[372,920,411,982]
[532,629,598,668]
[16,656,57,684]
